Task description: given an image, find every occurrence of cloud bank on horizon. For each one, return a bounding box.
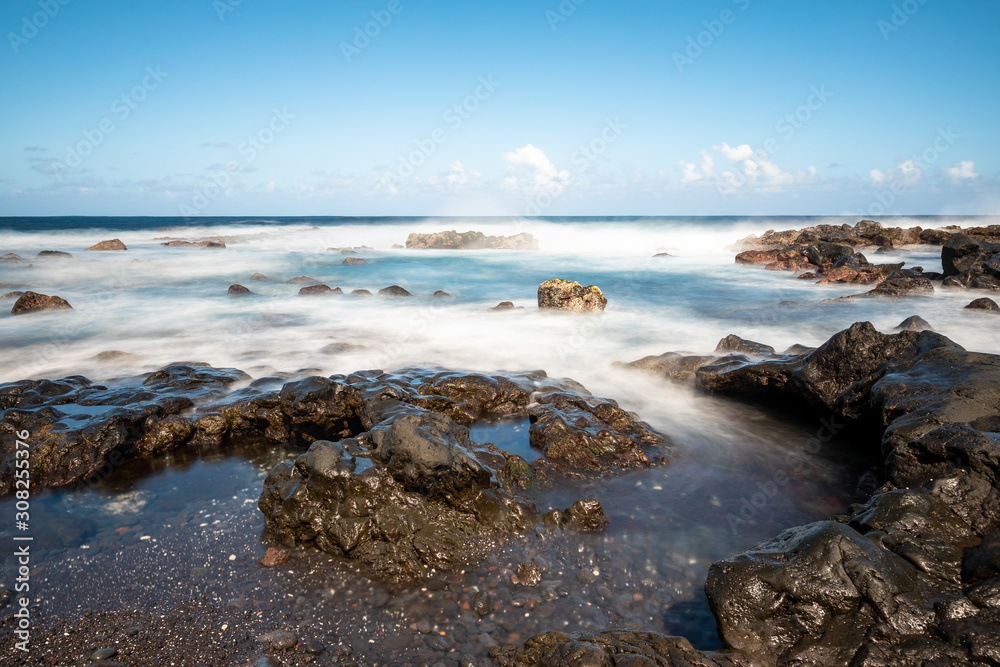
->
[1,0,998,217]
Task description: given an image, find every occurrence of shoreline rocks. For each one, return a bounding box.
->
[504,322,1000,666]
[734,220,1000,295]
[406,230,538,250]
[0,364,670,585]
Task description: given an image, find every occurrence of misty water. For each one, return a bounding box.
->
[2,215,999,662]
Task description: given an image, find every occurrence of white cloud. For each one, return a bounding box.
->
[678,161,703,184]
[869,159,923,185]
[677,142,812,193]
[445,160,480,186]
[944,160,978,182]
[501,144,570,194]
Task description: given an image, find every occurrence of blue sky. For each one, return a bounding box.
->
[2,0,998,216]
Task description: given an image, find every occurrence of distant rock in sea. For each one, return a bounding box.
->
[538,279,607,312]
[11,291,73,315]
[86,239,127,251]
[406,230,538,250]
[299,285,341,296]
[379,285,413,297]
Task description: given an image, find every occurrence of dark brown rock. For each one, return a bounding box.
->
[11,291,73,315]
[378,285,412,297]
[965,297,999,312]
[299,285,341,296]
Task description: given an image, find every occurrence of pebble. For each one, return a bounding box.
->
[261,547,290,567]
[301,641,325,655]
[248,658,282,667]
[414,619,432,634]
[92,648,117,660]
[270,630,298,650]
[516,562,542,587]
[472,590,493,617]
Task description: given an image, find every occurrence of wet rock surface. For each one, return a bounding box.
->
[406,230,538,250]
[734,220,1000,296]
[0,363,250,494]
[2,364,670,585]
[562,321,1000,666]
[258,368,670,583]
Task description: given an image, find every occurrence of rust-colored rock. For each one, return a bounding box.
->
[261,547,290,567]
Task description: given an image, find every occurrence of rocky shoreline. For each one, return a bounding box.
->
[733,220,1000,301]
[3,220,1000,665]
[496,321,1000,666]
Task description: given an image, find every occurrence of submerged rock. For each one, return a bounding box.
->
[965,297,999,311]
[342,257,366,265]
[0,253,25,262]
[490,301,521,311]
[161,238,225,248]
[228,284,253,296]
[378,285,412,297]
[537,279,607,312]
[11,291,73,315]
[86,239,127,251]
[298,284,341,296]
[714,334,775,356]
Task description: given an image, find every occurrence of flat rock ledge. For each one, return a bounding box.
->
[0,366,669,584]
[498,322,1000,666]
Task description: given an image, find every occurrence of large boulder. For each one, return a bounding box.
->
[537,279,607,312]
[11,291,73,315]
[942,233,999,278]
[706,520,932,663]
[695,322,952,412]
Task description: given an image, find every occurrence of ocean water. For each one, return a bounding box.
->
[1,215,998,660]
